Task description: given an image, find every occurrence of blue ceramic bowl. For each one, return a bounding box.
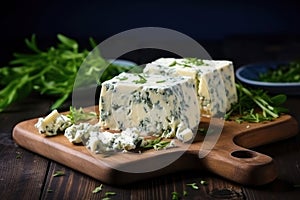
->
[236,61,300,95]
[107,59,137,67]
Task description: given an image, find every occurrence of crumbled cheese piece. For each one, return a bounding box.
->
[35,110,72,136]
[64,123,100,143]
[64,124,142,153]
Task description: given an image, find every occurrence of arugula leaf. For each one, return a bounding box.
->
[186,182,199,190]
[66,106,98,124]
[200,180,208,185]
[225,83,288,123]
[133,74,147,84]
[92,184,103,193]
[57,34,78,50]
[140,137,172,150]
[183,190,188,196]
[171,192,180,200]
[0,34,132,112]
[53,170,65,177]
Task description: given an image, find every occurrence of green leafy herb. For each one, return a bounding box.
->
[16,151,22,159]
[186,182,199,190]
[168,58,206,68]
[0,34,131,112]
[101,191,116,200]
[53,170,65,177]
[140,137,172,150]
[105,192,116,196]
[92,184,103,193]
[183,190,188,196]
[197,127,214,136]
[198,127,207,135]
[183,58,205,66]
[67,106,98,124]
[171,191,180,200]
[225,83,288,123]
[156,80,166,83]
[200,180,208,185]
[117,76,128,81]
[169,61,177,67]
[133,74,147,84]
[259,62,300,83]
[182,64,192,68]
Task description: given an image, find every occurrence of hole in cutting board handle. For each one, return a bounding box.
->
[231,150,256,159]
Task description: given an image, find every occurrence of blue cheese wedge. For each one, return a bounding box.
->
[143,58,237,116]
[99,72,200,141]
[35,109,72,136]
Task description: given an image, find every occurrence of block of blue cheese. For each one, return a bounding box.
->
[143,58,237,116]
[99,72,200,142]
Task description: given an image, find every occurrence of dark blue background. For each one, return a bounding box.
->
[1,0,300,66]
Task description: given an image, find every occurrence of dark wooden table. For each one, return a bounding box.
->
[1,37,300,200]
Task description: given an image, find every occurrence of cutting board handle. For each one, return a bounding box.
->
[192,114,299,185]
[198,142,277,185]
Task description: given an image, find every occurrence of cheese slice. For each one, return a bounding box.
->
[99,72,200,141]
[143,58,237,116]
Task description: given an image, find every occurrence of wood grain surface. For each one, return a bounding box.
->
[12,108,298,186]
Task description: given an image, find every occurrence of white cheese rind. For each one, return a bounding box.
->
[99,72,200,141]
[143,58,237,116]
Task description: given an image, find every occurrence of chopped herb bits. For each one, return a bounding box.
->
[53,170,65,177]
[92,184,103,193]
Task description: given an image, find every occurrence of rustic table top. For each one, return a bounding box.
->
[1,38,300,200]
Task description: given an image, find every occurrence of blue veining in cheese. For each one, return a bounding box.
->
[143,58,237,116]
[64,122,100,143]
[35,110,72,136]
[99,72,200,141]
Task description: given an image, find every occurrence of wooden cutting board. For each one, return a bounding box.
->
[12,108,298,186]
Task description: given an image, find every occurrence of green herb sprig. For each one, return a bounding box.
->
[102,191,116,200]
[140,137,172,150]
[168,58,206,68]
[171,191,180,200]
[92,184,103,193]
[259,62,300,83]
[225,83,288,123]
[0,34,131,112]
[186,182,199,190]
[67,106,98,124]
[53,170,65,177]
[133,74,147,84]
